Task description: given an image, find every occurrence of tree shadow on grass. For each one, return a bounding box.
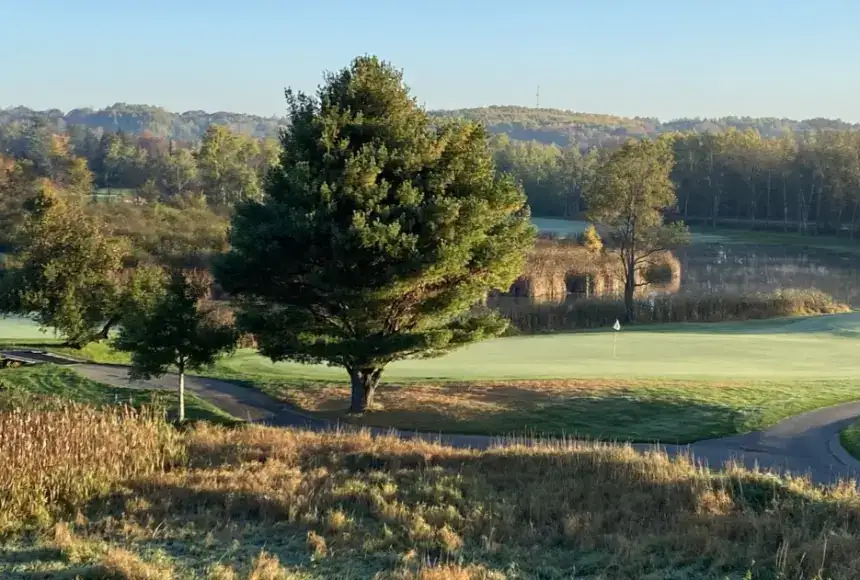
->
[309,382,757,444]
[79,434,860,579]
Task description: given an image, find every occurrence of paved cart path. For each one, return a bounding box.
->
[7,350,860,485]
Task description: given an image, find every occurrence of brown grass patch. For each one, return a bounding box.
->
[7,405,860,577]
[267,377,749,440]
[99,547,176,580]
[0,401,184,532]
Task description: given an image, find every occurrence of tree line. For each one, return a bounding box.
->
[8,106,860,237]
[6,102,857,148]
[0,120,279,207]
[482,128,860,236]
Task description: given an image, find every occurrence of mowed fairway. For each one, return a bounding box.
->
[217,313,860,381]
[211,313,860,442]
[0,316,59,342]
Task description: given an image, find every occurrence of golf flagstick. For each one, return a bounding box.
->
[613,319,621,358]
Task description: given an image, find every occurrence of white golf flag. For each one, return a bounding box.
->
[613,319,621,331]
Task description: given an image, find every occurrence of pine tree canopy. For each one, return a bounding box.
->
[215,56,535,409]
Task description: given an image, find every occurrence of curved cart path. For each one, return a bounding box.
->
[10,350,860,485]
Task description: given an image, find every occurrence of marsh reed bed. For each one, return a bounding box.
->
[496,288,850,333]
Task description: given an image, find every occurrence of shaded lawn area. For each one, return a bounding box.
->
[234,375,860,443]
[0,364,238,425]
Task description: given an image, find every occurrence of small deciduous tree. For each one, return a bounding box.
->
[196,126,261,206]
[584,138,689,322]
[0,185,132,346]
[115,270,236,422]
[215,56,535,413]
[580,223,603,253]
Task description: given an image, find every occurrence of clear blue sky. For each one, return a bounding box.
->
[3,0,859,121]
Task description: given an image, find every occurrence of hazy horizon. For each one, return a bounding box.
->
[4,101,858,126]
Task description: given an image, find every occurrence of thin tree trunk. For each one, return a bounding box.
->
[178,361,186,423]
[98,315,120,341]
[815,181,823,235]
[624,218,636,323]
[348,367,384,413]
[798,187,805,234]
[782,174,789,232]
[748,182,757,227]
[624,254,636,323]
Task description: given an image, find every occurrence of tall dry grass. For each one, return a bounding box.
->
[0,400,184,531]
[6,405,860,577]
[500,288,850,333]
[95,425,860,578]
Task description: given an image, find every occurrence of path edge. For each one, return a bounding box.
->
[828,432,860,471]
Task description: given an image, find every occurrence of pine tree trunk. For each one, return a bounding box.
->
[348,368,384,413]
[178,363,186,423]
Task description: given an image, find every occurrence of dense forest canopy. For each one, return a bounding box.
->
[5,102,860,238]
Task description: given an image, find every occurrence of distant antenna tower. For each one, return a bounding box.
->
[536,86,540,108]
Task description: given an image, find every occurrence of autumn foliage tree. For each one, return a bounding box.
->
[216,56,535,412]
[584,138,689,322]
[0,182,164,346]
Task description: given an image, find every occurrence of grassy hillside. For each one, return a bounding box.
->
[3,413,860,579]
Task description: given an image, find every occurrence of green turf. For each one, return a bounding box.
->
[0,316,59,341]
[690,225,860,254]
[531,217,589,237]
[48,341,132,364]
[533,217,728,244]
[210,313,860,382]
[0,364,238,425]
[841,419,860,460]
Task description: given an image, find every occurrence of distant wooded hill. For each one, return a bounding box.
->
[3,103,858,148]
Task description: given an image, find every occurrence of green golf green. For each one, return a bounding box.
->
[214,313,860,382]
[12,304,860,442]
[0,316,59,342]
[199,313,860,442]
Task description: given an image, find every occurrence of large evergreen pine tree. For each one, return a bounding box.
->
[216,56,535,412]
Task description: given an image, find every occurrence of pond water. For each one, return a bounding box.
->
[674,243,860,307]
[529,219,860,307]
